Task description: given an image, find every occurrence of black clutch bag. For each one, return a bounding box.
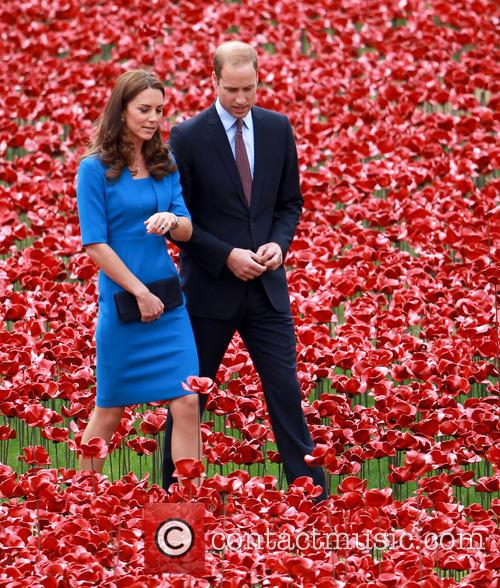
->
[113,277,183,323]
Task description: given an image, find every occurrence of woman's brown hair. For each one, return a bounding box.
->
[85,70,176,181]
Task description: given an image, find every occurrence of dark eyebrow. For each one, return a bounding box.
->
[224,84,255,90]
[138,103,164,107]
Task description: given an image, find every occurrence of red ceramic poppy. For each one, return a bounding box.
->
[125,436,157,457]
[18,445,51,466]
[173,458,205,480]
[79,437,108,459]
[0,0,498,583]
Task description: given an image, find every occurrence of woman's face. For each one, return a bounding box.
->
[123,87,164,144]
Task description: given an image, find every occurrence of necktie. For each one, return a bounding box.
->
[235,118,252,204]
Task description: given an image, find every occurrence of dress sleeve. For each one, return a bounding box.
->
[167,155,191,220]
[76,157,108,246]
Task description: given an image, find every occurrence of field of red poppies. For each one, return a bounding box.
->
[0,0,499,585]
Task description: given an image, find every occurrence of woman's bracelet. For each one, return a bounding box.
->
[170,214,180,230]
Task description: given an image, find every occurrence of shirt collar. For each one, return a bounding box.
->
[215,98,253,132]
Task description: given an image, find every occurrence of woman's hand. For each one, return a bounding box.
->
[135,289,164,322]
[84,244,164,322]
[144,212,180,236]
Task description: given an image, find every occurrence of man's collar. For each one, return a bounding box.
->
[215,98,253,132]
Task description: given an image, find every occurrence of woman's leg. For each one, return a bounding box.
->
[169,393,202,484]
[79,406,125,472]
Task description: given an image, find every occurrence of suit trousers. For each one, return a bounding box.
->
[162,277,327,499]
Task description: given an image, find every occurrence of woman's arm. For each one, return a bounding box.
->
[77,159,165,322]
[144,212,192,241]
[170,216,192,241]
[85,243,164,322]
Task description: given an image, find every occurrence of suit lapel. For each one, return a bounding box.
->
[208,105,249,210]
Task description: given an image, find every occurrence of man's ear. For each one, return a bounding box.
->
[211,71,218,90]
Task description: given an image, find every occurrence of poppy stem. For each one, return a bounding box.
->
[121,446,126,478]
[151,444,156,485]
[485,215,499,376]
[114,514,121,577]
[109,450,114,481]
[90,457,97,495]
[36,497,41,555]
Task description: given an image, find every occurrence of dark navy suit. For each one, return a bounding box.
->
[162,103,327,498]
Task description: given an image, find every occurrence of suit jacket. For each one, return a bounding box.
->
[170,103,303,319]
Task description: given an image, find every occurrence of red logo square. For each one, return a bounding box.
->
[144,503,205,574]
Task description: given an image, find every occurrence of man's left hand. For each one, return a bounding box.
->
[256,242,283,270]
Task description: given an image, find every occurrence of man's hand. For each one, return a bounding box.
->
[226,248,267,281]
[256,242,283,271]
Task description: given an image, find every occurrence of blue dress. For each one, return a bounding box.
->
[76,155,198,407]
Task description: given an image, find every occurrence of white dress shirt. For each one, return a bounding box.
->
[215,98,255,178]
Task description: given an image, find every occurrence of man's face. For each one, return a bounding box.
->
[213,62,257,119]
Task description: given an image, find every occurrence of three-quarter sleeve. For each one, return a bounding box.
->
[168,170,191,220]
[77,157,108,246]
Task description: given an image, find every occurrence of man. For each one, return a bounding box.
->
[163,41,327,500]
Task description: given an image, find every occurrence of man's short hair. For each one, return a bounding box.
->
[213,41,258,80]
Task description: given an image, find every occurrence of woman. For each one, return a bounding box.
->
[76,70,200,477]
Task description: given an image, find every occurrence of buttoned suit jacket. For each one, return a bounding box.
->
[169,103,303,319]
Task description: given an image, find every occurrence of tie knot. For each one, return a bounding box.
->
[236,118,243,133]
